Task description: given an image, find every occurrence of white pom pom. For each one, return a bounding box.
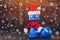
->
[37,7,41,10]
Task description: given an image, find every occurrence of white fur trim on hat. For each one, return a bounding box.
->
[28,11,40,15]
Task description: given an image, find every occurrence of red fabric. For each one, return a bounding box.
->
[29,4,38,11]
[26,21,41,29]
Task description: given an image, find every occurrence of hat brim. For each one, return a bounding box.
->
[28,11,40,15]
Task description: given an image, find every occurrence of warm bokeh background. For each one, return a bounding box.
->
[0,0,60,40]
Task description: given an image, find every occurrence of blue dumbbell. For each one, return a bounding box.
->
[41,27,52,38]
[29,27,39,38]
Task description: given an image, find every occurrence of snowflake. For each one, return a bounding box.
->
[55,31,59,35]
[46,1,48,4]
[16,18,18,20]
[29,2,31,4]
[57,24,59,26]
[46,16,49,18]
[0,11,2,13]
[19,32,21,34]
[19,2,23,6]
[42,8,46,11]
[59,2,60,4]
[56,7,58,9]
[26,15,28,17]
[54,18,56,20]
[20,13,23,15]
[15,6,17,9]
[42,21,45,25]
[10,24,13,27]
[0,39,2,40]
[25,8,29,11]
[0,4,2,7]
[49,2,54,7]
[6,1,8,3]
[27,39,29,40]
[40,0,42,2]
[55,4,58,6]
[1,26,4,29]
[54,10,56,13]
[9,11,11,13]
[16,29,19,32]
[26,1,28,3]
[0,0,2,1]
[4,4,7,8]
[10,8,13,11]
[50,19,53,22]
[53,28,55,31]
[20,21,23,25]
[13,16,16,19]
[23,36,25,38]
[19,37,22,40]
[2,20,5,23]
[12,4,14,7]
[3,13,6,16]
[5,9,8,11]
[10,30,12,32]
[6,18,9,20]
[51,35,54,38]
[44,16,46,18]
[52,13,55,15]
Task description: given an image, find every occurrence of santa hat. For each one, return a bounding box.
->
[28,4,41,15]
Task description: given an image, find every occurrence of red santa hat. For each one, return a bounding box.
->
[28,4,41,15]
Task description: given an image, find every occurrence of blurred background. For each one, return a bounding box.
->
[0,0,60,40]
